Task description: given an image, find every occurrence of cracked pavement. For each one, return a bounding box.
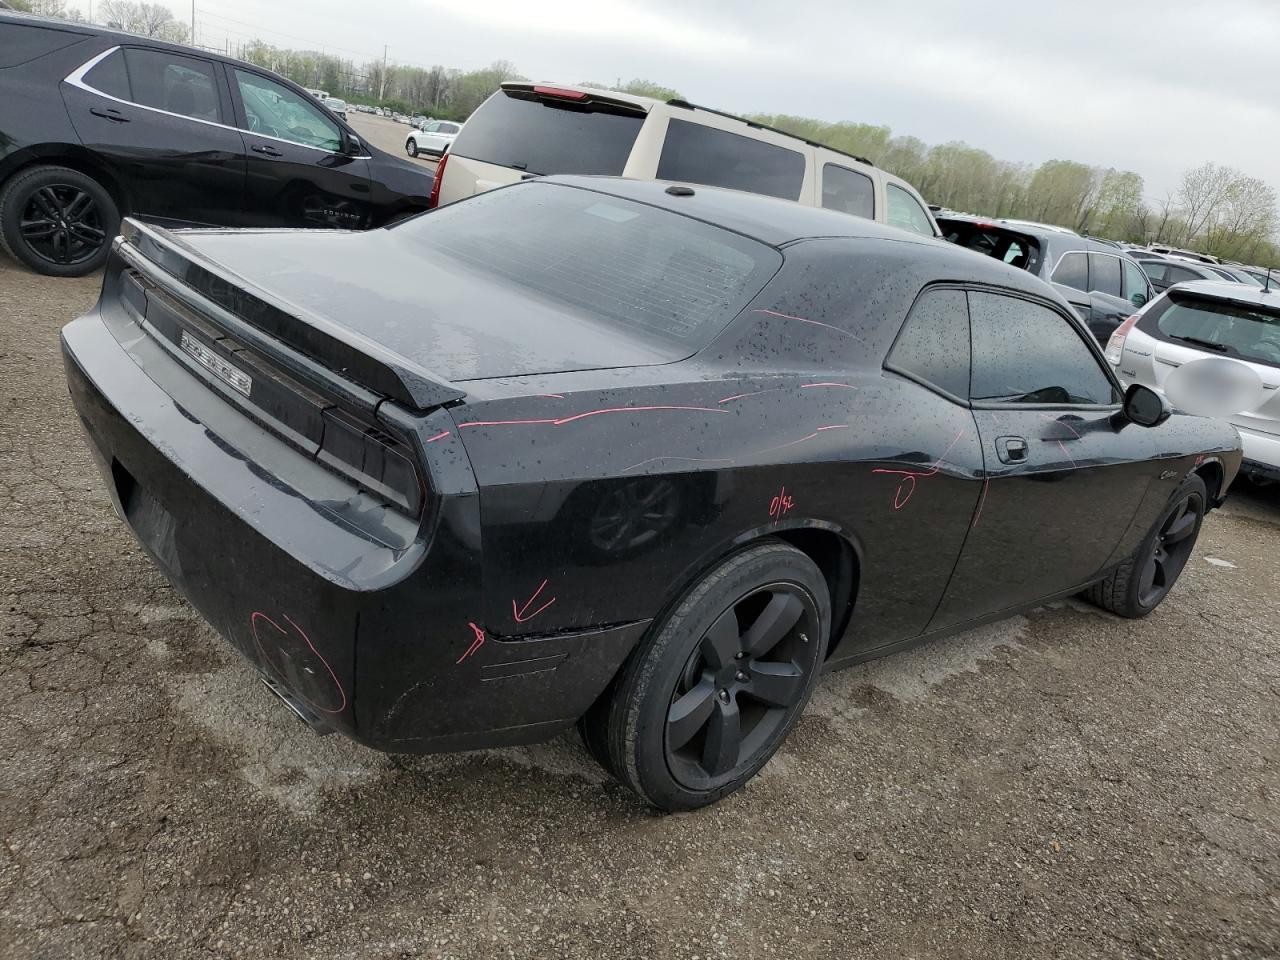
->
[1,255,1277,959]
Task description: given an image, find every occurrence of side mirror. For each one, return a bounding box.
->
[1123,383,1170,427]
[1130,291,1148,308]
[344,134,363,156]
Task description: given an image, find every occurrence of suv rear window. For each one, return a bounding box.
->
[397,181,781,350]
[937,219,1039,272]
[1143,292,1280,369]
[657,119,805,201]
[447,89,643,176]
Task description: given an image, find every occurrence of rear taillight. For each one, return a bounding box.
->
[1105,313,1141,366]
[427,152,447,208]
[318,408,425,516]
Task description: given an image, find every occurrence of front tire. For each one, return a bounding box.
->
[0,165,118,277]
[1084,474,1206,618]
[583,541,830,811]
[405,139,419,158]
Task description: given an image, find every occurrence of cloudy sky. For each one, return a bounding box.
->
[191,0,1280,200]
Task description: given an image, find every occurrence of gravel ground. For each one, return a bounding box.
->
[1,252,1278,960]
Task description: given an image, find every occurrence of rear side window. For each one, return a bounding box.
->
[1052,251,1088,290]
[1089,253,1123,297]
[1138,260,1168,281]
[969,292,1117,404]
[1145,293,1280,369]
[83,48,130,100]
[1166,264,1204,284]
[448,90,643,176]
[821,163,875,219]
[0,22,83,67]
[887,289,970,399]
[885,183,935,236]
[1122,257,1151,304]
[657,119,805,201]
[124,48,221,123]
[396,182,781,350]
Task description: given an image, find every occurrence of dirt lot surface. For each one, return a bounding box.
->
[1,254,1277,960]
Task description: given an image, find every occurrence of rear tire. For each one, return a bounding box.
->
[0,165,118,277]
[1084,474,1206,618]
[582,541,830,811]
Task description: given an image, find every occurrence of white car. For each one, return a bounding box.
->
[1106,280,1280,483]
[323,97,348,121]
[429,82,940,240]
[405,120,461,158]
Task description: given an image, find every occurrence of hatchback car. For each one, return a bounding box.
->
[63,177,1240,810]
[1106,281,1280,483]
[936,213,1154,342]
[428,82,940,238]
[0,12,433,276]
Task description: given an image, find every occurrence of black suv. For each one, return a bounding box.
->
[0,13,433,276]
[936,213,1154,342]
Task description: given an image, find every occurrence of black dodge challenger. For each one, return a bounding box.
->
[62,177,1242,810]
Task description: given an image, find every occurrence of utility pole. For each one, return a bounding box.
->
[378,44,388,101]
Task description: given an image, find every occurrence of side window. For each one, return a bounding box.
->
[969,291,1117,405]
[1166,265,1201,284]
[885,183,935,236]
[82,49,131,101]
[1139,261,1167,282]
[821,163,875,219]
[1121,257,1151,305]
[441,123,461,135]
[887,289,971,399]
[1088,253,1123,297]
[123,48,221,123]
[233,70,342,152]
[657,118,805,201]
[1051,251,1088,291]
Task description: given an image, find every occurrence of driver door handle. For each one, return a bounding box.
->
[251,144,283,157]
[996,436,1028,464]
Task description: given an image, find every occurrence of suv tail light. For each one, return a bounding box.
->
[532,85,587,100]
[1105,313,1141,366]
[427,152,447,208]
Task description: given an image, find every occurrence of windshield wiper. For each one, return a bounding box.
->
[1170,334,1229,353]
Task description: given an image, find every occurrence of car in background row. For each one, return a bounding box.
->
[324,97,348,121]
[935,213,1153,342]
[405,119,461,158]
[0,13,434,276]
[1148,245,1219,264]
[1136,258,1231,293]
[430,82,941,239]
[1106,281,1280,484]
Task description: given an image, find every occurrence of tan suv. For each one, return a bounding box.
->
[429,83,940,237]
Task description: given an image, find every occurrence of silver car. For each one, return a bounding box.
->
[1106,280,1280,483]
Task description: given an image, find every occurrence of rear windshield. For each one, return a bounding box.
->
[448,89,644,176]
[395,181,780,349]
[938,219,1040,272]
[1143,291,1280,369]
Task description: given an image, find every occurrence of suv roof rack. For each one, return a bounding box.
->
[665,99,875,168]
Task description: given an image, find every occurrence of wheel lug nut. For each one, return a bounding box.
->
[733,652,745,660]
[735,671,749,682]
[717,689,730,703]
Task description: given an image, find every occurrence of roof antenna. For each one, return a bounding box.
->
[1265,266,1276,294]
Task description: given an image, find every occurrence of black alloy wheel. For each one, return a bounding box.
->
[1083,473,1206,619]
[1136,486,1204,609]
[21,185,105,266]
[0,165,118,277]
[581,541,831,811]
[665,583,819,790]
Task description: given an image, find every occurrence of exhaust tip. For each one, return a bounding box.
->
[258,675,335,737]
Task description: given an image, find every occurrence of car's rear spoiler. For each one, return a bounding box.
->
[117,218,466,412]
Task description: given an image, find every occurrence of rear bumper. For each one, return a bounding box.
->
[1235,424,1280,481]
[62,308,645,753]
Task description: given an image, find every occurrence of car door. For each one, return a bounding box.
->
[416,121,449,154]
[62,45,248,225]
[929,289,1156,629]
[1084,252,1138,341]
[227,67,373,229]
[1049,249,1093,323]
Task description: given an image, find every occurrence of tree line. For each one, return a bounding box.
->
[10,0,1279,266]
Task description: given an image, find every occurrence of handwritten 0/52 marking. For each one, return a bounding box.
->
[768,486,795,522]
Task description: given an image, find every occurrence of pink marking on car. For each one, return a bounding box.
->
[457,405,727,430]
[872,428,967,509]
[456,622,486,664]
[972,476,990,528]
[424,430,451,443]
[537,394,566,399]
[768,486,794,522]
[801,382,859,390]
[752,309,867,343]
[513,579,556,624]
[249,611,348,714]
[1057,440,1076,468]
